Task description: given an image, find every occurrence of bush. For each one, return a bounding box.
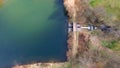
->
[101,40,117,49]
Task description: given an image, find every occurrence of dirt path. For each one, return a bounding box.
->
[64,0,79,58]
[72,23,79,58]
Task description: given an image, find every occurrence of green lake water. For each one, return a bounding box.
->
[0,0,67,67]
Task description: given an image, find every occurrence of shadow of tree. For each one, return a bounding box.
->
[48,0,67,22]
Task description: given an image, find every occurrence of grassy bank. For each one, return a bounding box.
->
[90,0,120,21]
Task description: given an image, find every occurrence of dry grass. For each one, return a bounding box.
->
[12,62,72,68]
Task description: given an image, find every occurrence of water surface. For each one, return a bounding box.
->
[0,0,67,67]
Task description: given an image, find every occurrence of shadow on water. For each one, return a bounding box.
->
[47,0,68,61]
[47,0,68,62]
[48,0,68,21]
